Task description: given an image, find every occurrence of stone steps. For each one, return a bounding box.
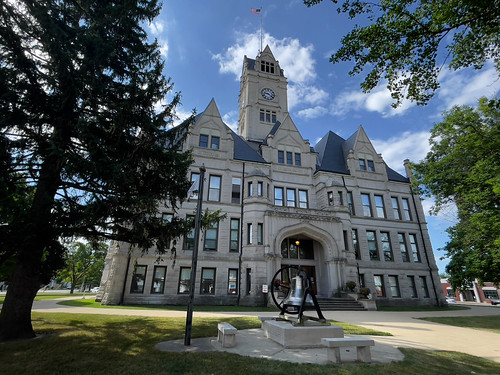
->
[317,297,366,311]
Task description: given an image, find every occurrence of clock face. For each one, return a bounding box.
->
[261,88,275,100]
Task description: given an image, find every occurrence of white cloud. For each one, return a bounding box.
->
[222,110,239,133]
[212,32,317,85]
[331,84,416,118]
[297,105,328,120]
[148,21,164,35]
[437,62,500,109]
[371,130,431,174]
[159,42,168,58]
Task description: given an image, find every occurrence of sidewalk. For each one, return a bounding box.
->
[30,297,500,364]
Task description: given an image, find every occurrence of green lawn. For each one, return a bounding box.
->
[58,297,279,312]
[1,313,499,374]
[419,315,500,334]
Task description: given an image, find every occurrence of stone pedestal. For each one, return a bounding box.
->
[261,319,343,348]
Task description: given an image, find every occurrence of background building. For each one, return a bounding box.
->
[98,47,446,308]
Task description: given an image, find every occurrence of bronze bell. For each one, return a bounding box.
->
[283,272,314,307]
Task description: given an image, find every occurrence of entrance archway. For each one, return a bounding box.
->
[272,222,340,298]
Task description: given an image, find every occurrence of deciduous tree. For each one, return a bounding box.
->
[304,0,500,106]
[0,0,194,341]
[57,242,107,294]
[412,98,500,289]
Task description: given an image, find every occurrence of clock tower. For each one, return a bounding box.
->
[238,45,288,142]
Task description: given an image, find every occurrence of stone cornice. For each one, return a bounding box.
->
[265,209,341,223]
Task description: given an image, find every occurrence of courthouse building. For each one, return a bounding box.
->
[98,46,446,308]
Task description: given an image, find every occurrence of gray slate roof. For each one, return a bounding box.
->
[314,130,409,183]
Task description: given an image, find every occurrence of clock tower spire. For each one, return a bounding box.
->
[238,46,288,142]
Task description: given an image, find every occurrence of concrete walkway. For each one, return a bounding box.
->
[29,296,500,364]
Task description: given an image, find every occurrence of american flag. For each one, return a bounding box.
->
[251,8,261,14]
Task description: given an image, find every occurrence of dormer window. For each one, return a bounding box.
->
[199,129,221,150]
[261,61,275,74]
[358,153,375,172]
[278,146,302,167]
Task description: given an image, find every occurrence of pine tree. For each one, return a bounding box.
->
[0,0,193,341]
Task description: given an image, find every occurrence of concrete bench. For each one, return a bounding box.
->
[322,337,375,363]
[217,323,237,348]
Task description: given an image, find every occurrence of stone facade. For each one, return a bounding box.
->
[98,46,446,308]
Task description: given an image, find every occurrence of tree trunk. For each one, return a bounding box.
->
[0,249,42,341]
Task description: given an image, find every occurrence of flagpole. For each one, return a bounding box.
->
[184,164,205,346]
[260,7,263,53]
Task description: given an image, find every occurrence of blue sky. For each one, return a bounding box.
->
[149,1,500,274]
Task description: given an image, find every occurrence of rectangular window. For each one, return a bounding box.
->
[247,223,253,244]
[374,195,386,218]
[199,134,208,148]
[380,232,393,261]
[246,268,252,295]
[200,268,216,295]
[361,193,372,217]
[338,191,344,206]
[367,230,379,260]
[228,269,238,295]
[231,177,241,204]
[151,266,167,294]
[352,229,360,260]
[130,265,147,294]
[260,109,265,122]
[286,188,296,207]
[189,173,200,200]
[178,267,191,294]
[286,151,293,165]
[248,181,253,197]
[272,112,276,123]
[409,234,421,262]
[208,175,222,202]
[328,191,334,206]
[162,212,173,222]
[374,275,385,297]
[274,187,284,206]
[230,218,240,252]
[389,275,400,297]
[266,111,271,122]
[211,136,220,150]
[391,197,401,220]
[295,153,301,166]
[298,190,308,208]
[204,221,218,251]
[359,159,366,171]
[347,192,355,215]
[402,198,412,220]
[398,233,410,262]
[408,276,418,298]
[343,230,349,251]
[367,160,375,172]
[257,181,263,196]
[278,150,284,164]
[420,276,430,298]
[257,223,263,245]
[184,215,195,250]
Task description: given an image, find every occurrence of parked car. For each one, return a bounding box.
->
[90,287,100,293]
[488,298,500,305]
[446,297,457,303]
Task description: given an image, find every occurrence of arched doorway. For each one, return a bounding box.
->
[280,237,318,294]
